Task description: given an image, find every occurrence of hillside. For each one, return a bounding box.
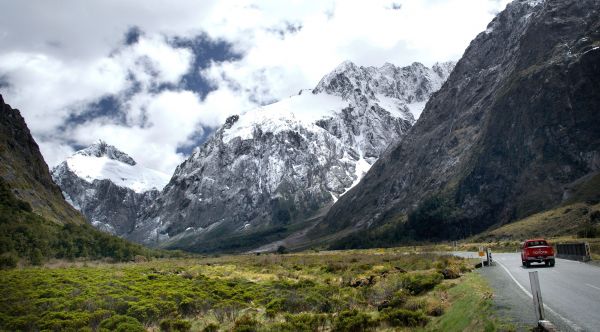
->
[0,94,175,265]
[0,95,86,225]
[320,0,600,246]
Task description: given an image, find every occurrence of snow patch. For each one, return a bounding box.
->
[406,101,428,119]
[342,157,372,196]
[66,154,170,193]
[223,92,349,143]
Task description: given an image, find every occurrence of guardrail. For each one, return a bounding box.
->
[556,242,591,262]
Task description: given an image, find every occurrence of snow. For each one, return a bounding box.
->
[341,157,372,196]
[223,92,349,143]
[376,94,413,121]
[582,46,599,56]
[66,154,170,193]
[525,0,545,7]
[406,101,428,119]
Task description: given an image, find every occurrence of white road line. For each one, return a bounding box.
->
[495,260,583,332]
[586,283,600,291]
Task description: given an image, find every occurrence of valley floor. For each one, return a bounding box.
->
[0,249,513,331]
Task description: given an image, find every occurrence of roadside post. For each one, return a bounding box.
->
[478,247,485,267]
[486,248,492,265]
[528,271,544,321]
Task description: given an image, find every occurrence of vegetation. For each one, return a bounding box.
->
[0,249,494,331]
[426,272,513,331]
[0,177,181,267]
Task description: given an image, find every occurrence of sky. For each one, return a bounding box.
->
[0,0,511,175]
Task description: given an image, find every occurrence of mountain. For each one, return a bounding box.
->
[0,94,86,225]
[126,61,454,252]
[0,94,166,265]
[51,141,169,235]
[322,0,600,247]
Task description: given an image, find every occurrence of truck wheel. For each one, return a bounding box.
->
[522,261,527,267]
[548,259,555,267]
[524,261,530,268]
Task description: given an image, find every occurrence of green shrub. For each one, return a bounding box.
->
[403,298,426,311]
[30,248,44,266]
[270,313,328,331]
[127,302,160,325]
[160,318,192,332]
[233,314,259,332]
[332,310,376,332]
[203,322,220,332]
[403,272,443,295]
[0,252,18,269]
[99,314,144,332]
[380,308,428,327]
[38,311,92,331]
[265,298,284,317]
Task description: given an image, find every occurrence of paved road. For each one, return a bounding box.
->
[457,252,600,331]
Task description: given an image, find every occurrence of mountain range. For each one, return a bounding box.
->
[52,61,454,252]
[29,0,600,254]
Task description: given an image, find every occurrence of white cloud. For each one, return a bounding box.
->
[0,0,511,175]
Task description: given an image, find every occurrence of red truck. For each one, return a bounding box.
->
[521,239,555,267]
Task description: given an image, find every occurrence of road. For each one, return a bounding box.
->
[457,252,600,331]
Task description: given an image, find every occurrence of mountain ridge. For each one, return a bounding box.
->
[0,94,86,225]
[52,141,168,234]
[321,0,600,246]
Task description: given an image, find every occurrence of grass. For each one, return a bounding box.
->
[0,249,495,331]
[468,201,600,258]
[426,272,513,332]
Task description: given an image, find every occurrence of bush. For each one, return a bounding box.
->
[99,315,145,332]
[233,314,259,332]
[439,265,461,279]
[274,313,328,331]
[160,318,192,332]
[265,298,284,318]
[0,253,18,269]
[203,322,219,332]
[380,308,428,327]
[332,310,376,332]
[127,302,160,325]
[30,248,44,266]
[403,272,443,295]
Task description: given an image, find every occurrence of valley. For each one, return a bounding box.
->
[1,0,599,331]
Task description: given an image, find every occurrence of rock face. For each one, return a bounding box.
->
[51,141,169,234]
[322,0,600,240]
[0,94,86,224]
[129,61,453,250]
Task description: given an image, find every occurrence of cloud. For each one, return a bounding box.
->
[0,0,511,175]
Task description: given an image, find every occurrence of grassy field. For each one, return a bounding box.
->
[0,249,512,331]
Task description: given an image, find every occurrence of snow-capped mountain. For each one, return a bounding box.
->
[52,141,169,234]
[130,60,454,251]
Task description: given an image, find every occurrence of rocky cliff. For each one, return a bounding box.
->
[52,141,169,235]
[0,94,85,224]
[322,0,600,242]
[130,61,453,251]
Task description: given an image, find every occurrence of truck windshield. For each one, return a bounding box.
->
[527,240,548,247]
